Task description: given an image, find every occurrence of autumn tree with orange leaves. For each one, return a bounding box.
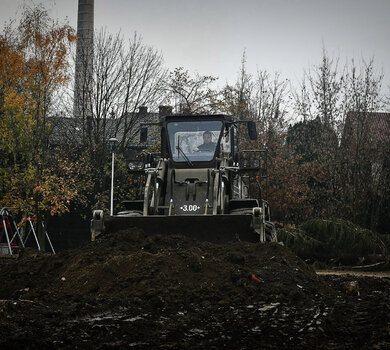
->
[0,5,76,248]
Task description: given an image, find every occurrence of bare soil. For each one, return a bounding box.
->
[0,229,389,349]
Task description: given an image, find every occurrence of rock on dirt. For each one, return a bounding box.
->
[0,229,389,349]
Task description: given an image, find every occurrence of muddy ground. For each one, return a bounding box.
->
[0,229,389,349]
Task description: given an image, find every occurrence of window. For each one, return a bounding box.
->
[167,121,223,162]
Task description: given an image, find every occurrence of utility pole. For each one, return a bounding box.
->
[109,138,118,216]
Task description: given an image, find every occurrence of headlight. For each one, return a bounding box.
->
[128,161,144,171]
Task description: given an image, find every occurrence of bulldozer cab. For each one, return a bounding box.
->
[139,115,236,217]
[166,118,223,165]
[91,114,277,243]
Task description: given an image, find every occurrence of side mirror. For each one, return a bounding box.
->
[140,127,148,143]
[145,153,154,165]
[247,121,258,140]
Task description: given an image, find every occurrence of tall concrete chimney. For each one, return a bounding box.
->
[74,0,94,131]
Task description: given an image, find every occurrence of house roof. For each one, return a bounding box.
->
[344,111,390,150]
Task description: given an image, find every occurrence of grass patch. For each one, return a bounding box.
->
[278,219,390,267]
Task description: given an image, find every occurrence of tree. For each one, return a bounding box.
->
[294,48,345,132]
[162,67,221,114]
[291,50,347,219]
[221,52,290,140]
[291,50,387,230]
[340,59,385,230]
[221,52,252,121]
[286,118,339,218]
[66,30,166,151]
[0,5,76,248]
[58,30,167,212]
[221,53,298,222]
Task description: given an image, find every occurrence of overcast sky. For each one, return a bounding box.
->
[1,0,389,89]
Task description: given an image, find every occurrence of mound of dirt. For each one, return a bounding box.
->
[0,229,328,307]
[1,229,390,349]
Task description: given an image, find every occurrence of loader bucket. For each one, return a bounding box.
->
[92,214,261,243]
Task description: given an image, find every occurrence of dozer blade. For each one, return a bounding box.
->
[93,214,261,243]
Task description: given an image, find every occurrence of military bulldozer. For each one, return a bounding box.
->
[91,114,276,243]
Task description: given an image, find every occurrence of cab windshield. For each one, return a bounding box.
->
[167,120,223,162]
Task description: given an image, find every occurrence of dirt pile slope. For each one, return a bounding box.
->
[0,229,328,306]
[1,229,389,349]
